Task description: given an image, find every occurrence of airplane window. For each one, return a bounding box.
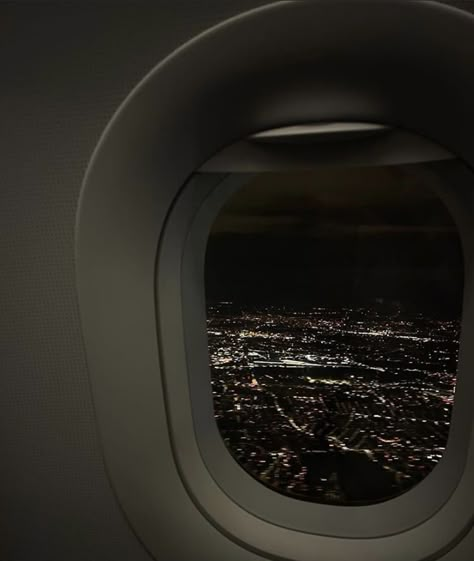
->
[205,164,463,505]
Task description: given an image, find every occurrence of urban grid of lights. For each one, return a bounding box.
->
[207,303,459,504]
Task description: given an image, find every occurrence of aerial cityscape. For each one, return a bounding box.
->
[207,302,459,504]
[205,166,463,504]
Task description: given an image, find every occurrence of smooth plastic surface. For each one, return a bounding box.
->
[160,160,471,538]
[76,2,474,560]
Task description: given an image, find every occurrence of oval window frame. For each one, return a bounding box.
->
[76,2,474,560]
[157,157,471,538]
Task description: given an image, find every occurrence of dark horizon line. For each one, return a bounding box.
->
[206,298,462,316]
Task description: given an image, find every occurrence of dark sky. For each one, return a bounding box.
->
[205,165,464,315]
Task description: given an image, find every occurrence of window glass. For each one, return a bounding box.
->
[205,165,463,505]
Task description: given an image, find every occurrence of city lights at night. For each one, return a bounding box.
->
[207,303,459,504]
[205,166,463,505]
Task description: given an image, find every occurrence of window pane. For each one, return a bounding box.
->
[205,165,463,505]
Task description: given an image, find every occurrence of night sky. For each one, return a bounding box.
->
[205,165,464,316]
